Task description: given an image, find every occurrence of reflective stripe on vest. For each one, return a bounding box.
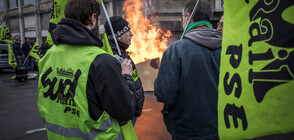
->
[38,44,136,140]
[43,117,123,140]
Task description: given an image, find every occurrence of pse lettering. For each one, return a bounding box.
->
[223,44,248,131]
[41,67,82,117]
[222,0,294,131]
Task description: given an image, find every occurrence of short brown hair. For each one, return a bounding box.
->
[64,0,101,26]
[184,0,212,22]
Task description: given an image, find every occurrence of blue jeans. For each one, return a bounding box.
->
[16,58,22,66]
[25,56,34,72]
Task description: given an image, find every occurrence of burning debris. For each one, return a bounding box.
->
[123,0,172,64]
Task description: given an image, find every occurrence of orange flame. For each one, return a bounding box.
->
[123,0,172,64]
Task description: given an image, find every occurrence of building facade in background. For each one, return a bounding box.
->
[0,0,223,46]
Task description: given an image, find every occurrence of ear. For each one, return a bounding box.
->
[185,12,191,21]
[90,13,97,26]
[117,36,121,41]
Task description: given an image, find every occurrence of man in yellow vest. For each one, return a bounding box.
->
[37,0,138,139]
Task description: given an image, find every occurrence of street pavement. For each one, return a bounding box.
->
[0,70,170,140]
[135,92,171,140]
[0,70,293,140]
[0,70,47,140]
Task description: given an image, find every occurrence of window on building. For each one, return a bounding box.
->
[8,0,18,9]
[41,13,50,30]
[24,15,36,30]
[23,0,35,5]
[0,0,4,12]
[9,18,19,30]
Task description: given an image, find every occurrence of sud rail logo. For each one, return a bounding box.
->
[248,0,294,102]
[57,67,74,78]
[221,0,294,133]
[41,67,82,117]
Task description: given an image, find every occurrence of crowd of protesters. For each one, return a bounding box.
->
[11,36,51,72]
[35,0,227,139]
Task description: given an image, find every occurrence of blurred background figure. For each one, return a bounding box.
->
[40,43,51,57]
[12,35,23,66]
[22,37,34,72]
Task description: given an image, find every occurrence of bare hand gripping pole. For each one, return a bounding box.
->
[180,0,200,40]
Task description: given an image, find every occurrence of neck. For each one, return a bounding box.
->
[186,20,213,33]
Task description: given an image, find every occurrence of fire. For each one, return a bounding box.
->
[123,0,172,64]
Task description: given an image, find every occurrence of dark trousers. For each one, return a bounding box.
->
[16,58,22,66]
[25,56,34,72]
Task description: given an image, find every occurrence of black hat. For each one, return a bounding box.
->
[104,16,131,40]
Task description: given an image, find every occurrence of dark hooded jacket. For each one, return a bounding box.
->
[13,42,23,58]
[109,40,145,117]
[154,26,222,140]
[22,41,32,57]
[50,18,137,123]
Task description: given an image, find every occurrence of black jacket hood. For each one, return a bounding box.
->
[51,18,103,47]
[184,26,222,50]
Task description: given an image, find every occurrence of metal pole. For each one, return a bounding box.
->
[101,2,121,56]
[23,55,29,65]
[35,0,42,47]
[17,0,25,45]
[180,0,200,40]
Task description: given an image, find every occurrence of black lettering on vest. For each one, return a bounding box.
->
[224,72,242,98]
[224,103,248,131]
[63,106,80,117]
[68,69,82,98]
[64,107,71,113]
[72,108,76,114]
[41,67,58,99]
[226,44,242,68]
[68,97,76,107]
[41,67,82,107]
[77,110,80,117]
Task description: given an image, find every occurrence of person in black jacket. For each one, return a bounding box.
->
[40,0,137,130]
[154,0,222,139]
[12,35,23,66]
[104,16,145,125]
[22,37,34,72]
[39,43,51,57]
[22,37,31,57]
